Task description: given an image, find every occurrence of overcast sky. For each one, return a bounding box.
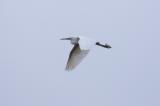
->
[0,0,160,106]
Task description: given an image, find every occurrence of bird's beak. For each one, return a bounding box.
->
[60,37,71,40]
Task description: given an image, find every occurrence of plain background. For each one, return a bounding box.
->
[0,0,160,106]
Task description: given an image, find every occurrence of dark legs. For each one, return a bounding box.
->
[95,42,112,49]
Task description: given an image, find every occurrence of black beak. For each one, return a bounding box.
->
[60,38,71,40]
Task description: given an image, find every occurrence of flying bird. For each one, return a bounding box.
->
[60,36,111,71]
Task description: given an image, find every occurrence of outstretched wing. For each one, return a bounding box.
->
[66,44,89,71]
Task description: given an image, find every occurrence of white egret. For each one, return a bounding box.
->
[60,36,111,71]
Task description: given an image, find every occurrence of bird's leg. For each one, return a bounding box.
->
[96,42,111,49]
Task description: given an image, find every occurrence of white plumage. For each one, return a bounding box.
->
[61,36,111,71]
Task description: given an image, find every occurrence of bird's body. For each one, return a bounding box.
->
[61,36,111,71]
[66,43,89,70]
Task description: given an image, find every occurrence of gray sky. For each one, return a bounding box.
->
[0,0,160,106]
